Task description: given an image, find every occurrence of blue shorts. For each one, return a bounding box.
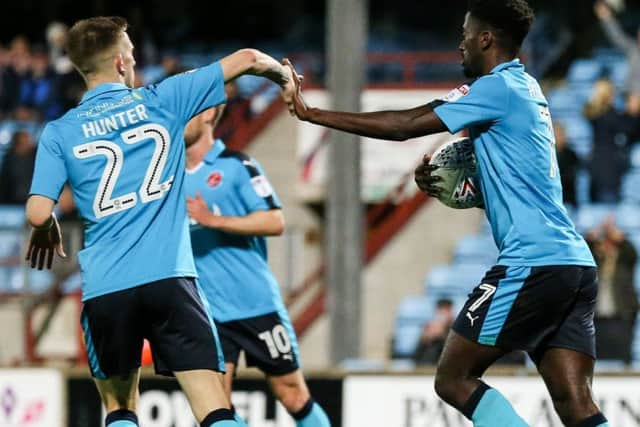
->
[452,265,597,364]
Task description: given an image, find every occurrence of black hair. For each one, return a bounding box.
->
[468,0,535,51]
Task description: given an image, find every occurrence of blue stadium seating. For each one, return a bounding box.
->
[395,295,435,326]
[453,234,498,264]
[392,324,424,358]
[567,59,603,85]
[631,145,640,169]
[622,170,640,203]
[424,263,490,298]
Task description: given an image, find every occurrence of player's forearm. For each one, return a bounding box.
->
[236,49,290,87]
[600,17,636,53]
[221,49,290,87]
[205,210,284,236]
[26,195,55,228]
[303,105,444,141]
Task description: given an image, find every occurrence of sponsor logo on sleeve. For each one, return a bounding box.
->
[251,176,274,198]
[441,84,470,103]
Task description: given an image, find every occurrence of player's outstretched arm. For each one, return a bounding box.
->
[187,192,285,236]
[220,49,295,108]
[25,195,67,270]
[283,58,448,141]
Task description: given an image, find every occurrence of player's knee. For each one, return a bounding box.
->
[272,380,310,413]
[434,371,458,405]
[549,384,596,425]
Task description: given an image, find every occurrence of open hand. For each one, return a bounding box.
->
[282,58,311,120]
[594,1,613,20]
[414,154,444,198]
[187,192,214,227]
[25,214,66,270]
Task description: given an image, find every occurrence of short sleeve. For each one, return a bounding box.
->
[433,75,509,133]
[29,124,68,202]
[237,159,282,212]
[152,61,226,122]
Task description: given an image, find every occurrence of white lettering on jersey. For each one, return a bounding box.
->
[251,175,274,198]
[81,105,149,138]
[441,84,470,103]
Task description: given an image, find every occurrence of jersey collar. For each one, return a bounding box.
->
[79,83,129,104]
[204,139,226,164]
[490,58,523,74]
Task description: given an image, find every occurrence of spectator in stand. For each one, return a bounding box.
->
[554,122,579,207]
[45,22,73,75]
[584,79,635,202]
[1,36,31,115]
[0,130,37,204]
[595,1,640,96]
[46,21,84,114]
[413,298,454,364]
[20,46,60,120]
[586,215,639,364]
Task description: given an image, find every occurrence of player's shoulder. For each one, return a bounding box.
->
[472,72,510,93]
[219,149,264,177]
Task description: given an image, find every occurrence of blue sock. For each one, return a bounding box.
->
[576,413,609,427]
[291,399,331,427]
[232,408,249,427]
[461,382,527,427]
[106,409,138,427]
[200,408,240,427]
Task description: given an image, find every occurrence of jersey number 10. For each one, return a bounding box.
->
[73,124,174,219]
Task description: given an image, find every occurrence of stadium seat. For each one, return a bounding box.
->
[616,204,640,231]
[621,171,640,203]
[548,89,583,115]
[394,295,435,326]
[631,144,640,169]
[424,263,490,298]
[0,205,25,229]
[61,272,83,294]
[453,234,498,264]
[567,59,602,84]
[391,324,424,358]
[574,203,618,233]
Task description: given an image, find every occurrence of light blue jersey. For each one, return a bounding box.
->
[185,140,286,322]
[30,62,227,300]
[434,59,595,267]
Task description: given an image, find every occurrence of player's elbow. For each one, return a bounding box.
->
[268,210,285,236]
[235,48,261,71]
[387,128,413,141]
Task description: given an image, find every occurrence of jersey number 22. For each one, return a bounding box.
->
[73,123,174,219]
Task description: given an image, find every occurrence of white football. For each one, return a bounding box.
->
[428,137,483,209]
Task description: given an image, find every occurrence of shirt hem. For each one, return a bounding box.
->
[212,305,286,323]
[82,269,197,301]
[495,258,596,268]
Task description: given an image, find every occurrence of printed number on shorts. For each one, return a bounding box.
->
[468,283,496,313]
[73,123,174,219]
[258,325,291,359]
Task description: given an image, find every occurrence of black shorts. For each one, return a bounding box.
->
[452,265,597,364]
[81,277,225,379]
[217,310,300,376]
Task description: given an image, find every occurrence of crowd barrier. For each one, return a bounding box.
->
[1,368,640,426]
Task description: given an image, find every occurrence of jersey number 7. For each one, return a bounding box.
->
[73,123,174,219]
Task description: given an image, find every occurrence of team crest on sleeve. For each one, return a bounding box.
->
[251,175,274,197]
[207,171,223,188]
[441,84,470,103]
